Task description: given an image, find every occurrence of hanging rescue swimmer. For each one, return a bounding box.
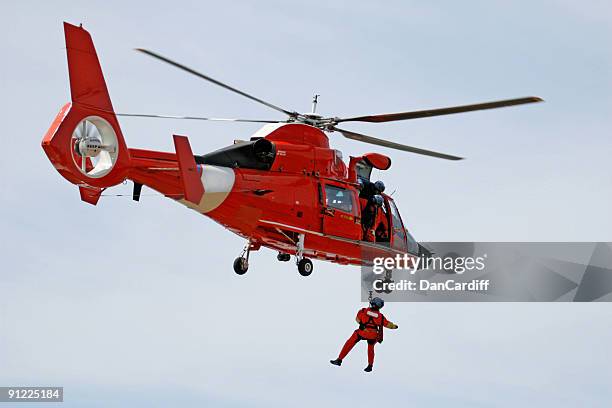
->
[330,297,398,372]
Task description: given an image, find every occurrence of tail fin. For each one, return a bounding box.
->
[42,22,130,203]
[64,22,114,112]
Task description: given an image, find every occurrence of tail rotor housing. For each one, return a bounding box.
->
[42,23,131,192]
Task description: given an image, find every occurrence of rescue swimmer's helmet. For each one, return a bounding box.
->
[371,195,384,206]
[370,297,385,310]
[374,180,385,193]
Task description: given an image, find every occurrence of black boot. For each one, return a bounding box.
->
[364,365,373,372]
[330,358,342,366]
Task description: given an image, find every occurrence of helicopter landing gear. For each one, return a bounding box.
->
[234,240,259,275]
[297,258,313,276]
[295,233,313,276]
[233,257,248,275]
[277,252,291,262]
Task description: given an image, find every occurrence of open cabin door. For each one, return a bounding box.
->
[320,183,361,240]
[385,197,408,253]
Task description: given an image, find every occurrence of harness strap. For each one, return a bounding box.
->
[360,308,381,331]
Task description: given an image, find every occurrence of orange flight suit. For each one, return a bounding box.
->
[336,307,397,366]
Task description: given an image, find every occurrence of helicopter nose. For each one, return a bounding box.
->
[185,165,235,213]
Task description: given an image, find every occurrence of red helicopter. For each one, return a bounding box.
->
[42,23,542,276]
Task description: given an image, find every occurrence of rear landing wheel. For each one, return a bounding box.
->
[297,258,313,276]
[233,257,248,275]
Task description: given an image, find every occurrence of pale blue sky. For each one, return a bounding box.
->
[1,1,611,407]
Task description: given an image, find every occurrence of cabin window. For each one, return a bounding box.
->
[325,185,354,213]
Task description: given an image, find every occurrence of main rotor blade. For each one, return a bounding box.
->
[136,48,296,117]
[334,127,463,160]
[335,96,543,123]
[115,112,280,123]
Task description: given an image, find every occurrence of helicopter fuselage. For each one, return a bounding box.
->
[127,122,419,265]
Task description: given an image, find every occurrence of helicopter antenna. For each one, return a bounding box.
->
[311,94,320,114]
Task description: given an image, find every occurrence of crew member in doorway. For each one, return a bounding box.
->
[359,180,385,202]
[330,297,398,372]
[361,194,384,241]
[374,204,389,242]
[359,180,386,241]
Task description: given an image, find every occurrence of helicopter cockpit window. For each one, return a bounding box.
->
[388,199,403,231]
[387,198,408,249]
[406,230,419,255]
[325,185,354,213]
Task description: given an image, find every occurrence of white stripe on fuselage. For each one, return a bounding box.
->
[180,165,235,213]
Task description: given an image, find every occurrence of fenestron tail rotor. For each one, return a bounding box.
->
[125,47,543,160]
[71,117,119,178]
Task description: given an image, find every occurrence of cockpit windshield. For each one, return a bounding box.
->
[386,198,408,252]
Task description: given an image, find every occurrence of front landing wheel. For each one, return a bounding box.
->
[233,257,248,275]
[297,258,313,276]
